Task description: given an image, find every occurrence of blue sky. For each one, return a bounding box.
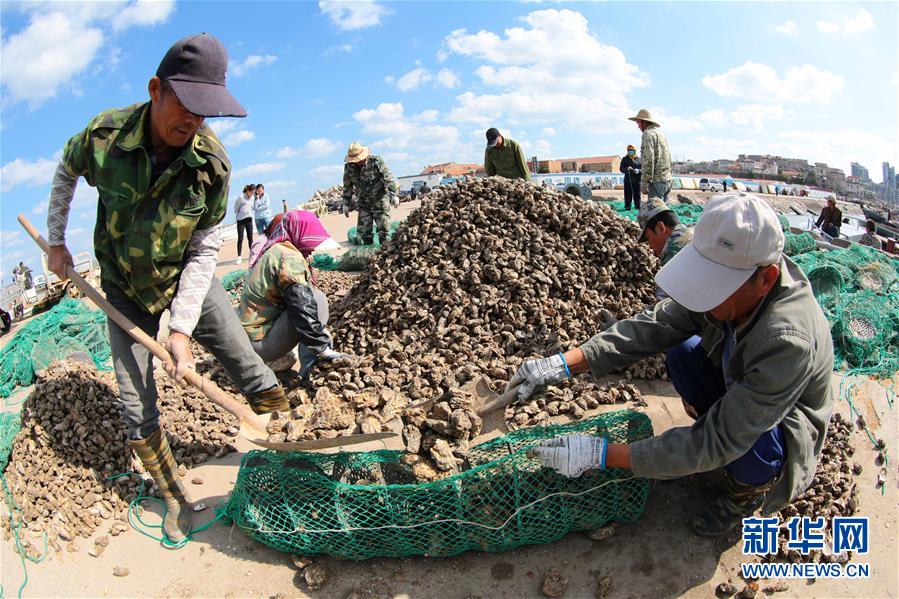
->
[1,1,897,284]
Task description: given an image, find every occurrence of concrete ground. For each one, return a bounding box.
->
[1,197,896,598]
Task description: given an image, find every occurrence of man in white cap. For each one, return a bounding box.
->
[628,109,672,203]
[510,193,835,536]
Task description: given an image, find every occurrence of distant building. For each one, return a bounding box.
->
[850,162,870,182]
[420,162,483,176]
[537,155,621,174]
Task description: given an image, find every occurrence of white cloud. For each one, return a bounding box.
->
[262,180,298,190]
[353,102,460,152]
[1,12,104,107]
[697,104,787,131]
[309,164,344,180]
[274,139,343,159]
[229,54,278,78]
[233,162,286,177]
[32,200,49,215]
[701,61,844,104]
[444,9,647,132]
[324,43,354,56]
[396,67,432,91]
[221,130,255,146]
[0,230,25,249]
[773,20,798,36]
[319,0,388,30]
[542,127,556,136]
[436,68,459,88]
[1,156,57,192]
[817,9,875,34]
[111,0,174,32]
[208,119,240,135]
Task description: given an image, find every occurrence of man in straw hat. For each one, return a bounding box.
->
[629,109,672,203]
[45,33,288,544]
[341,142,399,246]
[509,193,834,536]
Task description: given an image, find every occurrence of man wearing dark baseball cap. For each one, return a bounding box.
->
[509,193,835,536]
[484,127,531,180]
[45,33,287,545]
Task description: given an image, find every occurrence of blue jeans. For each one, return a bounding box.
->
[255,217,271,235]
[665,335,785,486]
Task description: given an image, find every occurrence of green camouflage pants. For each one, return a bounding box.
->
[357,197,389,245]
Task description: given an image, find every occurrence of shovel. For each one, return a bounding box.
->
[19,214,396,452]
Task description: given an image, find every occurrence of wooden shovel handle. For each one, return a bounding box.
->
[18,214,267,432]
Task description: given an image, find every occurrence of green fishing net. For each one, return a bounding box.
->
[224,410,652,560]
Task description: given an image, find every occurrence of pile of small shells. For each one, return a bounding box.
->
[504,380,644,430]
[313,271,361,304]
[1,360,238,555]
[401,387,483,472]
[303,185,344,213]
[762,413,862,565]
[329,177,659,396]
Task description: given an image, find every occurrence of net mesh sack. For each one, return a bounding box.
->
[312,247,382,272]
[0,412,20,471]
[225,410,652,560]
[605,201,705,227]
[347,220,401,246]
[0,298,111,398]
[783,231,816,257]
[831,290,898,372]
[222,269,248,302]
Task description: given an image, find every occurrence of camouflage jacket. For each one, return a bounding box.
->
[655,224,693,300]
[342,156,397,210]
[239,241,310,341]
[857,232,880,249]
[60,102,229,314]
[639,125,672,191]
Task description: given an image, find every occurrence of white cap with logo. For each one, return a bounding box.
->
[655,192,784,312]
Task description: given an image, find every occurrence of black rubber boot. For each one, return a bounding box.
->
[691,472,774,537]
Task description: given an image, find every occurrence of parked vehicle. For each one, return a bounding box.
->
[699,178,724,192]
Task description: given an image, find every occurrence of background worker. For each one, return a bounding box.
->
[45,33,288,544]
[234,184,255,262]
[241,210,350,379]
[253,183,274,234]
[510,194,834,537]
[484,128,531,181]
[341,142,399,246]
[857,219,881,249]
[629,109,672,203]
[815,198,842,238]
[619,144,642,211]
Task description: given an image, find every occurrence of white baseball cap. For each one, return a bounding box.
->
[655,192,784,312]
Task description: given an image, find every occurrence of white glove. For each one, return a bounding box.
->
[507,353,570,401]
[390,194,400,208]
[633,169,641,174]
[528,434,608,477]
[319,348,353,362]
[341,203,350,217]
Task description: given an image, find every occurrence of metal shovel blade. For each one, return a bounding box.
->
[468,375,522,442]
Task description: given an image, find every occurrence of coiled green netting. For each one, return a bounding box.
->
[224,410,652,560]
[0,299,110,398]
[607,200,705,227]
[793,245,899,375]
[222,269,248,302]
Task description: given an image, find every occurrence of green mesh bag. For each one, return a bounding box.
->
[225,410,652,560]
[854,261,897,292]
[347,221,401,246]
[312,247,382,272]
[222,269,248,301]
[831,290,898,372]
[0,299,111,398]
[0,412,20,471]
[783,231,816,257]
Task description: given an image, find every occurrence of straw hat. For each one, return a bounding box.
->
[627,109,660,126]
[345,142,370,163]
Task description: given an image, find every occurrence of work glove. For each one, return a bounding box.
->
[341,203,350,217]
[598,309,618,332]
[527,434,608,478]
[633,168,640,174]
[507,353,570,402]
[165,331,196,387]
[298,348,354,378]
[390,194,400,208]
[627,166,634,172]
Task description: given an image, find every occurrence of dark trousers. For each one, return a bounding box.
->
[105,279,279,440]
[624,179,641,211]
[665,335,785,486]
[236,218,253,256]
[822,224,839,237]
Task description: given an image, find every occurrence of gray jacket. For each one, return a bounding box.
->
[579,256,834,513]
